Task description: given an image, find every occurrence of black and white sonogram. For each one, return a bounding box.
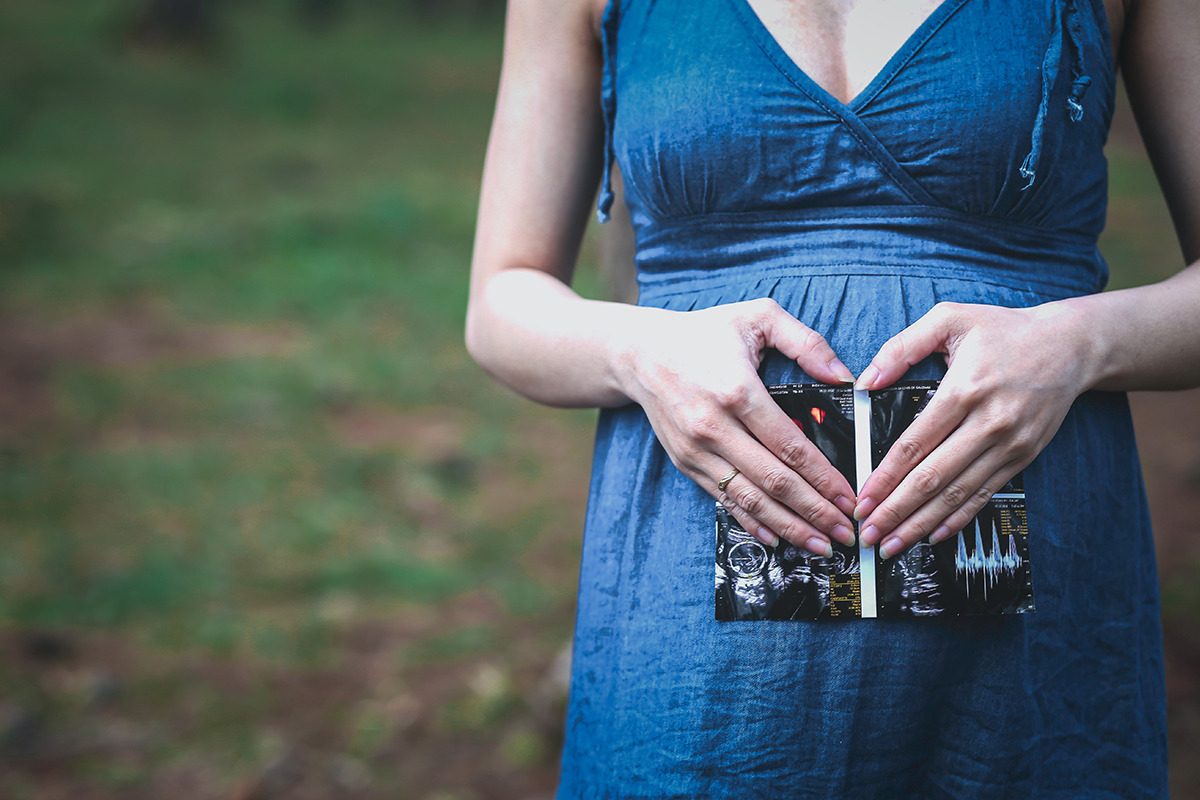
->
[715,504,860,621]
[871,384,1034,617]
[877,497,1034,616]
[715,381,1034,620]
[715,385,861,621]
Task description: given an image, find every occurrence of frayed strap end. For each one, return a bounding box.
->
[1019,152,1037,191]
[1067,76,1091,123]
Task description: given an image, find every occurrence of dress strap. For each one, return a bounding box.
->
[1020,0,1091,191]
[596,0,621,223]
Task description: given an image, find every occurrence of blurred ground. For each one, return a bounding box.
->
[0,2,1197,799]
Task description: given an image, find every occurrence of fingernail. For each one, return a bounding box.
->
[828,358,855,384]
[831,524,855,547]
[756,527,779,547]
[854,365,879,391]
[835,495,856,517]
[860,524,879,546]
[929,525,954,544]
[879,538,902,559]
[807,538,833,559]
[853,496,876,521]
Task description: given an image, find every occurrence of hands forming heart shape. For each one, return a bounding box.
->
[620,297,1092,559]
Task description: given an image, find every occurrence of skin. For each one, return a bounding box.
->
[467,0,1200,561]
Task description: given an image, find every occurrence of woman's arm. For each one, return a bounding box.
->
[853,0,1200,558]
[466,0,858,556]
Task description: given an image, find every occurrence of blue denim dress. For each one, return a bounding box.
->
[559,0,1168,796]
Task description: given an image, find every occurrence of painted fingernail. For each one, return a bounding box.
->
[879,538,902,559]
[853,496,876,521]
[929,525,954,544]
[829,358,855,384]
[807,538,833,559]
[854,365,880,391]
[860,524,879,546]
[756,527,779,547]
[831,525,855,547]
[835,495,857,517]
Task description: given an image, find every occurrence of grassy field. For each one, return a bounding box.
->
[0,2,1196,798]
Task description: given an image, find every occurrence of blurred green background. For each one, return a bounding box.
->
[1,2,1197,798]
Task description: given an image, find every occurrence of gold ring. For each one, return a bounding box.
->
[717,468,739,493]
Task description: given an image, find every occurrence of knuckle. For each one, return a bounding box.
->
[953,381,985,407]
[672,445,702,474]
[941,481,969,509]
[910,465,943,497]
[759,468,794,499]
[969,485,995,510]
[894,437,925,466]
[732,485,767,517]
[798,326,824,354]
[679,406,721,444]
[713,383,751,414]
[932,301,964,322]
[1007,427,1038,454]
[754,297,782,317]
[776,439,812,472]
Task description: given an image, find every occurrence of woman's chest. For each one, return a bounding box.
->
[609,0,1115,229]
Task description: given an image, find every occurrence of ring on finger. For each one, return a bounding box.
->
[717,468,740,493]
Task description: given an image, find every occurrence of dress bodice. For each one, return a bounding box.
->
[599,0,1115,244]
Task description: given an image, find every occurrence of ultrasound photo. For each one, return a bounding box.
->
[716,381,1035,621]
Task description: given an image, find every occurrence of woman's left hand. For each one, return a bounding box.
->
[854,300,1096,559]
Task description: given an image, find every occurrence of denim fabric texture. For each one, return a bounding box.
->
[559,0,1169,796]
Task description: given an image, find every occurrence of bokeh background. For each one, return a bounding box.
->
[1,2,1198,798]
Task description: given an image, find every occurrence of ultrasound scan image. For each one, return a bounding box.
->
[715,381,1034,621]
[715,504,860,621]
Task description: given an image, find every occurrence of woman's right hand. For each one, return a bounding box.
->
[615,298,859,556]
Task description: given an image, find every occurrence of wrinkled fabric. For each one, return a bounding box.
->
[561,0,1168,797]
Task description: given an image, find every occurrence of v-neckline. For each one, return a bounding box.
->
[729,0,971,115]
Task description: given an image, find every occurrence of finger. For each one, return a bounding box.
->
[693,448,838,555]
[707,413,855,538]
[855,303,964,391]
[705,374,859,513]
[856,387,971,525]
[719,494,780,548]
[737,387,858,515]
[858,416,1002,544]
[722,484,833,558]
[925,463,1026,546]
[720,494,835,556]
[752,300,854,385]
[708,443,853,549]
[875,458,1022,559]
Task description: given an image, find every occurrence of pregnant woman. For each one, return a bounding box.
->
[466,0,1200,795]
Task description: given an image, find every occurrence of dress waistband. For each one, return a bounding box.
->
[633,206,1108,301]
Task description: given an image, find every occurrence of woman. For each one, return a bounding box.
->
[467,0,1200,795]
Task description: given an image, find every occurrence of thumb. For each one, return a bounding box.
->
[856,303,965,390]
[758,302,855,385]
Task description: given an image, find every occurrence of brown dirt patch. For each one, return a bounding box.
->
[0,595,567,800]
[329,406,474,458]
[0,302,306,443]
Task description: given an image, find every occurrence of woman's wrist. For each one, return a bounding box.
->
[1037,296,1113,395]
[602,304,671,408]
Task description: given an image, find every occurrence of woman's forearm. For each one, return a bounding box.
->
[1060,258,1200,393]
[465,266,658,408]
